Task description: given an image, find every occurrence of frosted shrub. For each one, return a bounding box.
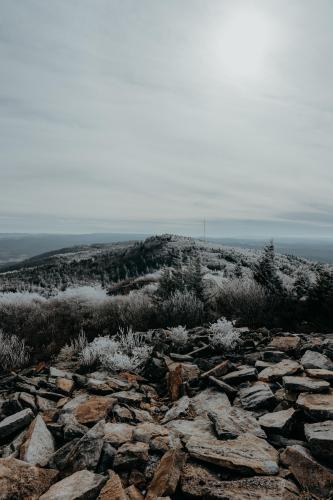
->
[161,290,204,327]
[79,328,152,373]
[208,318,241,350]
[58,330,88,362]
[168,326,188,345]
[0,331,30,370]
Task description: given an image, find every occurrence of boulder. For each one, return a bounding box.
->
[304,420,333,458]
[283,375,330,393]
[181,463,299,499]
[258,408,296,435]
[239,383,276,410]
[0,408,34,440]
[20,414,55,466]
[300,350,333,370]
[297,391,333,420]
[280,444,333,497]
[186,432,279,475]
[97,471,127,500]
[0,457,58,499]
[258,360,301,382]
[209,407,266,439]
[74,396,116,425]
[145,449,187,499]
[40,470,107,500]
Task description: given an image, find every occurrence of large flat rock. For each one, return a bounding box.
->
[190,388,231,415]
[283,375,330,393]
[209,407,266,439]
[268,336,301,352]
[186,432,279,475]
[297,391,333,420]
[258,360,301,382]
[181,463,299,499]
[258,408,296,435]
[0,457,58,499]
[40,470,107,500]
[165,416,215,443]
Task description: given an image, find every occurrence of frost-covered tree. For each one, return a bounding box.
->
[293,269,311,299]
[254,240,283,294]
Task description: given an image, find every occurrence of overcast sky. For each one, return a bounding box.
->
[1,0,333,238]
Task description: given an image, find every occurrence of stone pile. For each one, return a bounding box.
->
[0,329,333,499]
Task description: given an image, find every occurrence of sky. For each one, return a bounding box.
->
[1,0,333,238]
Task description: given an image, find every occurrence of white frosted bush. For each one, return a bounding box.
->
[0,331,30,370]
[208,318,240,350]
[168,326,188,345]
[78,328,152,373]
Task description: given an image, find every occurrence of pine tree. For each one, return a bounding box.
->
[293,269,311,299]
[254,240,283,294]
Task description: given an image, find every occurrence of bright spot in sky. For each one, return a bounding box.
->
[219,8,274,80]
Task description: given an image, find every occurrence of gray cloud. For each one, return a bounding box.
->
[1,0,333,237]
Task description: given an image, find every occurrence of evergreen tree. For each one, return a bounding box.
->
[254,240,283,294]
[293,269,311,299]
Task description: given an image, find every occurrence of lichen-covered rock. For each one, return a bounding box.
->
[0,457,58,499]
[20,414,55,466]
[297,391,333,420]
[280,444,333,497]
[40,470,107,500]
[181,463,299,499]
[186,432,279,475]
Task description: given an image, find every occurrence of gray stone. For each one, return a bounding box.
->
[283,375,330,393]
[258,408,296,435]
[113,441,149,468]
[161,396,191,423]
[222,366,257,384]
[20,414,55,466]
[239,383,276,410]
[166,416,216,443]
[40,470,107,500]
[258,360,301,382]
[190,388,231,416]
[209,407,266,439]
[300,350,333,370]
[0,408,34,440]
[104,422,134,446]
[64,421,105,473]
[304,421,333,458]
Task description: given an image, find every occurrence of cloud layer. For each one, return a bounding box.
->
[1,0,333,237]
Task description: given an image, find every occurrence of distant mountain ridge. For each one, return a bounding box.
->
[0,234,322,294]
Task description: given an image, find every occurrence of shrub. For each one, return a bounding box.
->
[57,330,88,362]
[160,290,204,327]
[208,318,241,350]
[79,328,152,373]
[0,330,30,371]
[168,326,188,345]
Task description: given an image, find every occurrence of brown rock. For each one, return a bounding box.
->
[124,485,144,500]
[181,463,299,499]
[167,361,200,401]
[186,432,279,475]
[258,360,301,382]
[104,423,134,446]
[113,441,149,468]
[297,391,333,420]
[280,444,333,497]
[56,377,74,395]
[146,449,187,500]
[268,336,301,352]
[305,368,333,381]
[97,471,127,500]
[0,457,58,499]
[74,396,116,425]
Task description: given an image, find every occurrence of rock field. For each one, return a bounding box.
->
[1,327,333,499]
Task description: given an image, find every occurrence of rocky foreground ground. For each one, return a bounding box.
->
[1,328,333,499]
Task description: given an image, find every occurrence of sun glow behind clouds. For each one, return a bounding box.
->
[218,8,275,80]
